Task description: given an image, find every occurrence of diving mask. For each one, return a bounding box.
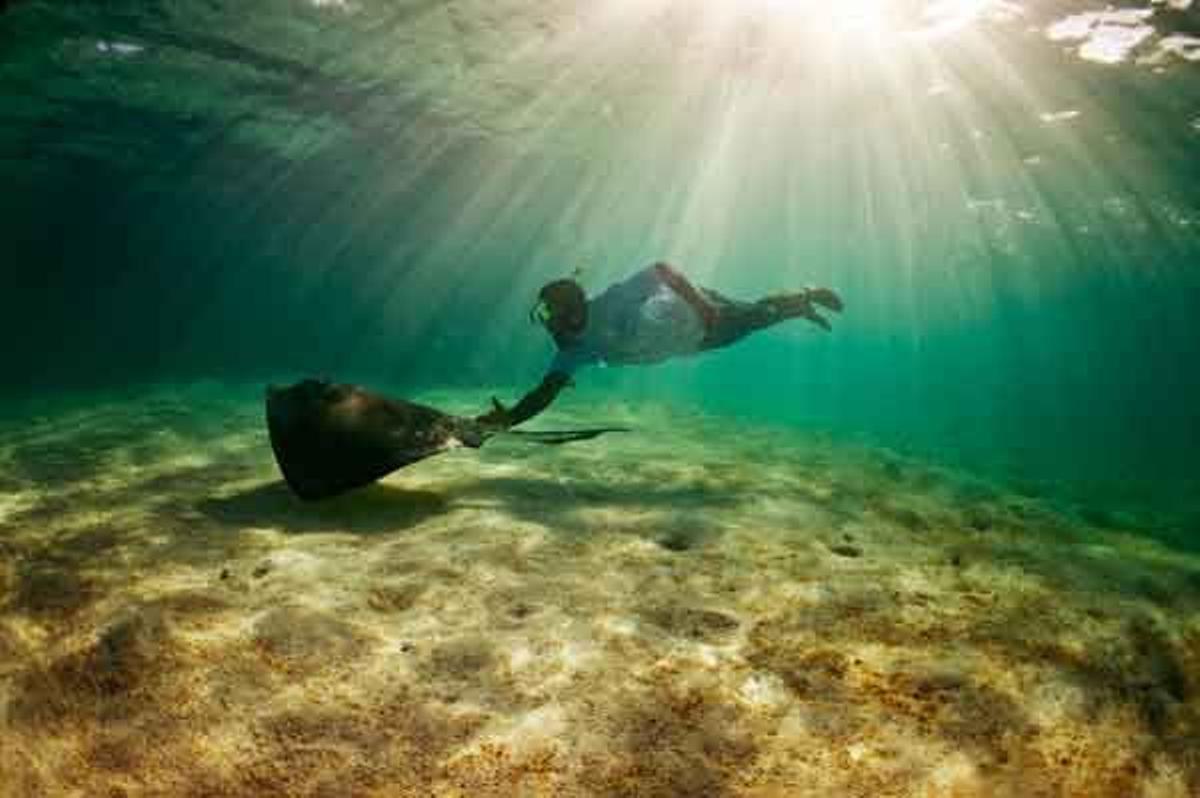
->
[529,299,552,325]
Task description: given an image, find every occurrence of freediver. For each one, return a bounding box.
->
[476,262,843,429]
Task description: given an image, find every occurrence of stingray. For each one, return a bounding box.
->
[266,378,627,501]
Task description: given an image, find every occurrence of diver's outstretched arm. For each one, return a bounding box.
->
[476,371,572,430]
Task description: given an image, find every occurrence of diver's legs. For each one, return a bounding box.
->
[697,289,776,349]
[759,287,844,331]
[698,286,843,350]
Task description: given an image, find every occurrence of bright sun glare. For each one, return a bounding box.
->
[750,0,1003,39]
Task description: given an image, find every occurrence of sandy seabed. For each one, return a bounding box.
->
[0,382,1197,798]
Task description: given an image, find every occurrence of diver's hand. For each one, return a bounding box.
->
[805,286,844,313]
[474,396,513,430]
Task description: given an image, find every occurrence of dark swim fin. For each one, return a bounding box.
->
[502,428,630,446]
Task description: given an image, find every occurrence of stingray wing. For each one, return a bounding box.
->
[266,379,471,501]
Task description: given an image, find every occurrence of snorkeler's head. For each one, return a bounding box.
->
[530,278,587,343]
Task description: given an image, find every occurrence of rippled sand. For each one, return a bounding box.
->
[1,382,1197,797]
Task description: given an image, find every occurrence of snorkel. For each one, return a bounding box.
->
[529,298,552,326]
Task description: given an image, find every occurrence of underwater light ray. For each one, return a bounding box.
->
[577,0,1041,315]
[558,34,748,275]
[1067,74,1200,275]
[362,130,607,367]
[691,0,1012,44]
[112,0,1200,375]
[493,2,700,152]
[165,0,554,299]
[858,40,965,332]
[360,0,1034,326]
[616,25,825,285]
[921,28,1147,299]
[71,15,451,346]
[364,0,704,333]
[766,47,881,297]
[651,96,754,285]
[256,69,553,344]
[1017,108,1181,287]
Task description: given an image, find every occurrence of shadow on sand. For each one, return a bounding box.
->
[197,468,748,543]
[196,480,451,535]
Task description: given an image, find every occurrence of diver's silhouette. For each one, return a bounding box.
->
[478,262,843,429]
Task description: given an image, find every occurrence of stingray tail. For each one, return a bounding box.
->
[498,427,630,446]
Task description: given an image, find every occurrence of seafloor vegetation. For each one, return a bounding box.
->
[1,383,1198,797]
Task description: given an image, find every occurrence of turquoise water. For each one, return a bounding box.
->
[2,2,1200,795]
[3,1,1197,535]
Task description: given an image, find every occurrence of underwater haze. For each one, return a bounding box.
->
[4,0,1200,516]
[2,1,1200,796]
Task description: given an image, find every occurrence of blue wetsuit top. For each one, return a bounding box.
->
[549,266,707,377]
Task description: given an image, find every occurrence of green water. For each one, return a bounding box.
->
[2,0,1198,536]
[4,5,1200,794]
